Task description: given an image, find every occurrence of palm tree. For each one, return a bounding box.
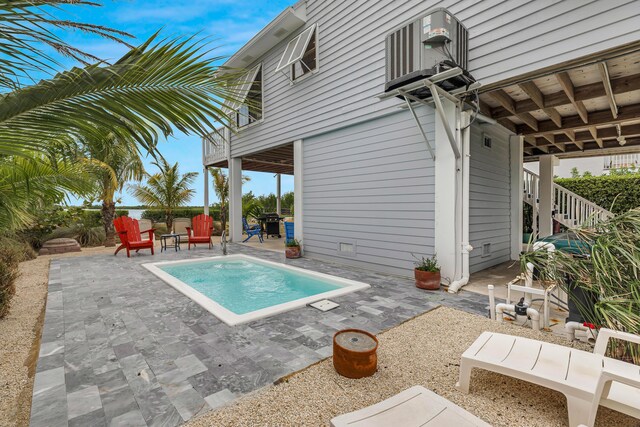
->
[0,1,247,228]
[129,160,197,232]
[79,133,145,246]
[210,168,250,234]
[0,155,95,230]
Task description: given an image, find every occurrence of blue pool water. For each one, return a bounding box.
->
[159,259,341,315]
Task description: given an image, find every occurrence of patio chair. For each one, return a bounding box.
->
[113,215,155,257]
[456,329,640,427]
[330,386,491,426]
[173,217,191,241]
[138,218,155,242]
[284,221,294,244]
[242,217,263,243]
[185,214,213,250]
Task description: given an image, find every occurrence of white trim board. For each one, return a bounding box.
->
[142,254,370,326]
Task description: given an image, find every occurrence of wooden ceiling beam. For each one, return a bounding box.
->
[534,124,640,148]
[542,133,566,152]
[563,130,583,150]
[598,62,618,119]
[490,89,538,131]
[589,126,604,148]
[488,72,640,120]
[556,72,589,123]
[518,103,640,135]
[519,81,562,127]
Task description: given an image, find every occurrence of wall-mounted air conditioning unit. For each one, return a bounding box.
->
[385,8,469,95]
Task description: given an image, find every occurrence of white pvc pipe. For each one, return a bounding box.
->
[565,321,597,344]
[488,285,496,321]
[495,303,541,331]
[448,111,472,294]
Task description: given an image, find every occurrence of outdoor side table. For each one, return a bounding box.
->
[160,234,180,252]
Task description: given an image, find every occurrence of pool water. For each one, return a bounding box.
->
[159,259,342,315]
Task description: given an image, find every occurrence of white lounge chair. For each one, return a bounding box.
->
[330,386,491,427]
[456,329,640,427]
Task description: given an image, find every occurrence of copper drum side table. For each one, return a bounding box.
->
[333,329,379,379]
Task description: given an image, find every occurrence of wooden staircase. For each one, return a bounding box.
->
[524,169,613,231]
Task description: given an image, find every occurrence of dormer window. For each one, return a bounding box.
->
[226,64,263,128]
[275,24,318,81]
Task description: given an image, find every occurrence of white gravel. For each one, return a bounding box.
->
[187,306,637,427]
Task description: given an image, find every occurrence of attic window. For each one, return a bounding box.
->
[275,25,318,80]
[227,64,263,128]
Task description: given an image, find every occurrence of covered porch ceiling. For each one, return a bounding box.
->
[208,143,294,175]
[478,47,640,162]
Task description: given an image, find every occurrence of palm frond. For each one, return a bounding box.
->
[0,32,240,157]
[0,0,134,90]
[0,154,95,229]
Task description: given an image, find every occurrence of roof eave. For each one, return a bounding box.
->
[222,5,307,72]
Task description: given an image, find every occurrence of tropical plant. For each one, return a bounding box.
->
[523,209,640,363]
[413,254,440,272]
[0,1,245,231]
[129,159,198,231]
[285,238,301,248]
[78,132,145,246]
[210,168,250,232]
[0,156,95,231]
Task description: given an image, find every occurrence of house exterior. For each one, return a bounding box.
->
[203,0,640,290]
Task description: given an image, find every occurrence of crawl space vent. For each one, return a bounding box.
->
[482,243,491,257]
[337,241,357,257]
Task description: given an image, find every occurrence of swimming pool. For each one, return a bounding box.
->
[142,255,370,326]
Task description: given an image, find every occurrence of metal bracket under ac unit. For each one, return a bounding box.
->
[377,67,480,161]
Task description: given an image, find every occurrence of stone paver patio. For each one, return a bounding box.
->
[30,244,491,426]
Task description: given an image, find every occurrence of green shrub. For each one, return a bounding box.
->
[141,208,220,223]
[555,175,640,215]
[82,209,129,228]
[0,236,35,318]
[48,225,106,247]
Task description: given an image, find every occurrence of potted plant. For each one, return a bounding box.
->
[413,254,441,290]
[285,239,302,259]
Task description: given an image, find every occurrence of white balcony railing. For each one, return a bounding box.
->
[603,154,640,170]
[202,128,228,166]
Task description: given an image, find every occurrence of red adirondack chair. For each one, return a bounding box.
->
[186,214,214,250]
[113,216,155,257]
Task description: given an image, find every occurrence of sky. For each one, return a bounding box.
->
[51,0,296,206]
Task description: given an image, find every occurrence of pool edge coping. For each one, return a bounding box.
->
[141,254,371,326]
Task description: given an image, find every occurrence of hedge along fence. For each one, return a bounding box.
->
[141,208,221,224]
[82,210,129,227]
[555,175,640,215]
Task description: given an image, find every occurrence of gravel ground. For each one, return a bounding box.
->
[0,245,118,427]
[0,256,49,427]
[186,306,638,427]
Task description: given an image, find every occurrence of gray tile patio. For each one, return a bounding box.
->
[30,243,492,426]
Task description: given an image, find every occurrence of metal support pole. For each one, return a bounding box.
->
[276,173,282,215]
[400,92,435,160]
[428,82,461,159]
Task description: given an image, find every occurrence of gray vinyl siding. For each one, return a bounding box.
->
[302,108,435,277]
[229,0,640,158]
[468,125,511,273]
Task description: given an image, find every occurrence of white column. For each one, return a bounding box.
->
[434,98,459,283]
[538,155,557,238]
[203,166,209,216]
[509,136,524,259]
[229,157,243,242]
[276,173,282,216]
[293,140,303,246]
